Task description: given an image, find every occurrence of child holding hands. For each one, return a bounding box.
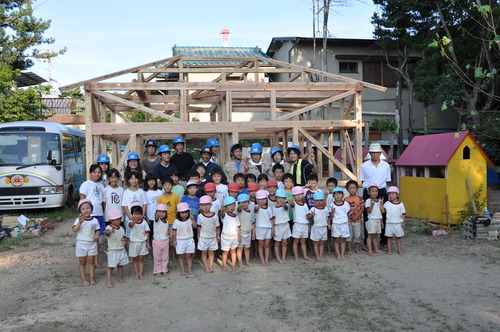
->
[172,202,197,275]
[381,186,406,255]
[105,209,128,288]
[73,199,100,286]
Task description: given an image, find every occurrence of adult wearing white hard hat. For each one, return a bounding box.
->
[360,143,391,250]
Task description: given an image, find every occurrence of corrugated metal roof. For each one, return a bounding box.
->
[395,131,494,166]
[172,46,271,65]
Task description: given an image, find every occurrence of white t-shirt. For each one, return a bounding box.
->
[293,202,309,225]
[326,193,334,209]
[308,206,329,227]
[197,212,219,238]
[274,205,289,225]
[384,201,406,224]
[173,218,194,240]
[331,201,350,224]
[73,217,100,242]
[237,208,254,233]
[209,197,222,214]
[122,188,147,221]
[365,198,383,220]
[267,197,278,209]
[255,206,274,228]
[153,219,169,241]
[145,189,162,221]
[129,220,150,242]
[102,185,124,221]
[215,184,228,201]
[360,160,391,189]
[221,212,240,237]
[79,180,104,216]
[106,225,125,250]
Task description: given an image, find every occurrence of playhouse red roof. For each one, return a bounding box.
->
[395,131,494,166]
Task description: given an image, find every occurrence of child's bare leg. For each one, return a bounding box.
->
[78,257,89,286]
[117,266,125,283]
[208,251,215,271]
[319,240,325,261]
[373,236,383,254]
[258,240,266,265]
[340,238,346,260]
[281,240,288,263]
[178,254,186,275]
[346,241,351,254]
[132,257,139,279]
[313,241,320,261]
[187,253,193,274]
[264,239,271,265]
[366,234,373,256]
[106,267,114,288]
[221,251,229,271]
[274,242,284,264]
[230,249,238,271]
[138,256,144,279]
[300,238,312,260]
[334,238,341,259]
[387,237,393,255]
[87,256,96,285]
[396,237,403,255]
[293,238,300,262]
[94,253,102,269]
[326,232,332,255]
[355,242,360,254]
[237,247,245,268]
[244,247,253,266]
[201,251,209,272]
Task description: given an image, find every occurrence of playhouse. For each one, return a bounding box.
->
[395,131,494,224]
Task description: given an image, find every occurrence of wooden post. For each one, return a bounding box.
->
[270,90,276,121]
[354,91,363,180]
[328,131,334,176]
[84,91,93,177]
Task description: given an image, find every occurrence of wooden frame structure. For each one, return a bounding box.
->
[60,55,386,184]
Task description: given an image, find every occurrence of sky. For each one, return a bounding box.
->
[30,0,378,90]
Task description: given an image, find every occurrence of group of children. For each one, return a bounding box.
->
[74,163,406,287]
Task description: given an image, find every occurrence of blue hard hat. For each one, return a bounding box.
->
[250,142,263,154]
[207,138,220,147]
[97,154,110,163]
[313,191,325,200]
[200,145,212,155]
[276,189,287,198]
[158,145,171,154]
[145,139,157,147]
[127,152,140,161]
[333,187,344,193]
[237,194,250,203]
[173,137,185,144]
[270,147,283,157]
[223,196,236,206]
[231,143,242,151]
[287,145,301,156]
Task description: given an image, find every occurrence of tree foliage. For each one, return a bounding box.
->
[0,0,58,123]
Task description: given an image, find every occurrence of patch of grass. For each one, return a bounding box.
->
[151,279,161,286]
[0,236,28,252]
[268,295,288,321]
[9,206,78,221]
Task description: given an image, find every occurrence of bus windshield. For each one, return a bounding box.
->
[0,133,61,167]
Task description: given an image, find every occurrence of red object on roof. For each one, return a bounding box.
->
[395,131,494,166]
[333,146,395,164]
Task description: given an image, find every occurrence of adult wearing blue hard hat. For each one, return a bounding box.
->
[205,137,221,165]
[246,142,271,177]
[267,147,291,180]
[224,142,247,180]
[287,145,317,187]
[190,145,227,184]
[170,136,194,182]
[140,139,160,176]
[153,145,178,187]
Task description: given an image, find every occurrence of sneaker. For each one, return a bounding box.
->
[380,245,388,251]
[361,245,368,251]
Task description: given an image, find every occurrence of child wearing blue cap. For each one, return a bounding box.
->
[273,189,292,264]
[236,194,254,268]
[329,187,351,260]
[219,196,241,271]
[307,191,329,262]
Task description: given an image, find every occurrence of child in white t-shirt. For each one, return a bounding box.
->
[330,187,351,260]
[365,184,384,256]
[274,189,291,264]
[290,186,312,262]
[308,191,329,262]
[381,186,406,255]
[153,204,170,276]
[236,194,254,268]
[72,199,100,286]
[254,190,275,266]
[128,205,150,280]
[197,196,220,273]
[172,202,197,275]
[105,209,128,288]
[219,196,241,272]
[102,169,124,228]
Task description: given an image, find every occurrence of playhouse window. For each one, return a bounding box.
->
[429,166,445,178]
[463,146,470,159]
[416,167,425,177]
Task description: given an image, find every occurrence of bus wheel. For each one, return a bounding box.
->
[66,187,74,207]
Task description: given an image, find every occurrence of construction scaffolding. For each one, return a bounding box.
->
[60,55,386,184]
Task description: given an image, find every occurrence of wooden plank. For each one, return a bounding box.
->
[92,90,180,122]
[354,92,363,178]
[270,90,277,120]
[84,92,93,178]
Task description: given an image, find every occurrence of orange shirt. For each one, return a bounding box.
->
[345,195,364,223]
[157,193,180,225]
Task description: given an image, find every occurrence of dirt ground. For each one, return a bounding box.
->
[1,189,500,332]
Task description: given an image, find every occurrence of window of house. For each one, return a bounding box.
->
[429,166,445,178]
[362,61,398,87]
[339,62,358,73]
[463,146,470,159]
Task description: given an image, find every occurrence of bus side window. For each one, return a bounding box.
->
[74,136,83,163]
[63,135,76,164]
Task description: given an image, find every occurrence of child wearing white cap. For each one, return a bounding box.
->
[381,186,406,255]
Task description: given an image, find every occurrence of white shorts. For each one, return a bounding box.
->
[107,249,129,267]
[310,226,328,241]
[75,240,98,257]
[347,222,362,243]
[332,223,349,238]
[385,223,404,237]
[274,224,291,241]
[129,241,149,257]
[366,219,382,234]
[292,223,309,239]
[221,235,239,251]
[198,237,218,251]
[255,227,272,240]
[176,238,195,254]
[238,232,252,248]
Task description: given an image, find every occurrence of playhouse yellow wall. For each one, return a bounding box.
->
[399,136,488,224]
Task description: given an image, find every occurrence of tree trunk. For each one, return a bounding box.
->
[322,0,330,79]
[395,75,404,157]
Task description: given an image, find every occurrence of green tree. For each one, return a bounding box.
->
[0,0,60,123]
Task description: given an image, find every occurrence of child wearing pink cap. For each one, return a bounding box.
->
[254,190,275,266]
[290,186,312,262]
[197,196,220,273]
[105,209,128,288]
[153,204,170,276]
[381,186,406,255]
[172,202,197,275]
